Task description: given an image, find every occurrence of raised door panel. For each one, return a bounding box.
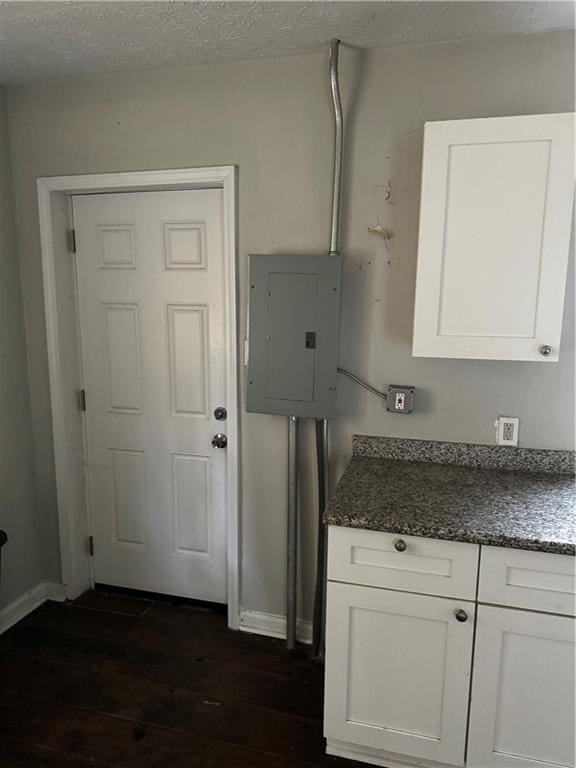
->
[110,448,147,548]
[102,303,142,413]
[171,453,210,555]
[167,304,209,417]
[468,605,575,768]
[413,113,574,361]
[324,582,474,766]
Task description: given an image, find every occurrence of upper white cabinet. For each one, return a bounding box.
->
[413,113,575,362]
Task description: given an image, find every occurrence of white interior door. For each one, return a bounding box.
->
[74,189,229,603]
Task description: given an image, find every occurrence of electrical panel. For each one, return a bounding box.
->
[247,254,342,419]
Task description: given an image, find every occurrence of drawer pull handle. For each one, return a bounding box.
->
[454,609,468,623]
[394,539,407,552]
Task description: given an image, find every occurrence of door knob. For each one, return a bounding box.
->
[540,345,553,357]
[211,433,228,449]
[454,609,468,623]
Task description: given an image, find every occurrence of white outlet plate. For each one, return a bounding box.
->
[495,416,519,446]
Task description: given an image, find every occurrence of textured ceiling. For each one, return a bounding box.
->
[0,1,574,85]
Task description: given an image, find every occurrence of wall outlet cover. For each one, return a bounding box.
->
[495,416,520,446]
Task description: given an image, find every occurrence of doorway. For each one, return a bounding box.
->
[37,167,239,626]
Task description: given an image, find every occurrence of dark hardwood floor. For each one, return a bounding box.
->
[0,590,363,767]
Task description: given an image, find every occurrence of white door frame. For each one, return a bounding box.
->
[37,166,240,629]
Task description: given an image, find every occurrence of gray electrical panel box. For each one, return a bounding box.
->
[247,254,342,418]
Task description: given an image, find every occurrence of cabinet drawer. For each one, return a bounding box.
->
[479,546,576,616]
[327,526,479,600]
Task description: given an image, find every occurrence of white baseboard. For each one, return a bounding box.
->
[239,609,313,644]
[0,581,66,634]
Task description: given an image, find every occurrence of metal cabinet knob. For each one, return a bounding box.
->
[214,407,227,421]
[454,609,468,623]
[540,345,553,357]
[394,539,407,552]
[211,433,228,449]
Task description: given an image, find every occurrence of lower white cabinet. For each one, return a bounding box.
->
[325,526,575,768]
[467,605,575,768]
[324,581,475,766]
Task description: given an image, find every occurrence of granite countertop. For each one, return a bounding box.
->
[324,437,575,555]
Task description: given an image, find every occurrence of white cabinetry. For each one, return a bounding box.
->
[324,526,576,768]
[413,113,574,362]
[469,547,575,768]
[467,606,575,768]
[325,582,475,766]
[328,526,479,599]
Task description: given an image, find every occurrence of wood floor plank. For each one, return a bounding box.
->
[17,601,138,642]
[0,593,365,767]
[0,654,331,764]
[0,694,350,768]
[3,624,323,719]
[19,598,320,680]
[74,590,153,617]
[0,738,119,768]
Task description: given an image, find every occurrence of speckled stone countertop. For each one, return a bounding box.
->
[324,436,575,555]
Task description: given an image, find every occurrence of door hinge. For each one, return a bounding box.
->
[67,228,77,253]
[79,389,86,411]
[88,536,94,557]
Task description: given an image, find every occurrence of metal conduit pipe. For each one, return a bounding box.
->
[287,416,299,650]
[312,419,326,657]
[329,39,343,258]
[313,39,344,656]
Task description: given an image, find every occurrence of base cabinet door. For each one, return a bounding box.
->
[468,605,576,768]
[324,581,475,766]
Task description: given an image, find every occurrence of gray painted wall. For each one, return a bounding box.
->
[0,86,46,609]
[6,31,575,620]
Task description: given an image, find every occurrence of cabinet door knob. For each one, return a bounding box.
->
[540,345,553,357]
[454,609,468,623]
[394,539,407,552]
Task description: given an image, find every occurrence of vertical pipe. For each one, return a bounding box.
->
[322,419,330,506]
[287,415,299,649]
[313,38,344,656]
[312,420,326,656]
[329,39,343,257]
[321,418,330,651]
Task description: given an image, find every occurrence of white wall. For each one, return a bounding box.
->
[7,30,575,620]
[0,86,47,608]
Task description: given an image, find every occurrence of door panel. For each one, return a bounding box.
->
[324,581,475,766]
[468,605,575,768]
[74,189,227,602]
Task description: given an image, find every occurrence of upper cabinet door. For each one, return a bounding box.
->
[413,113,574,362]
